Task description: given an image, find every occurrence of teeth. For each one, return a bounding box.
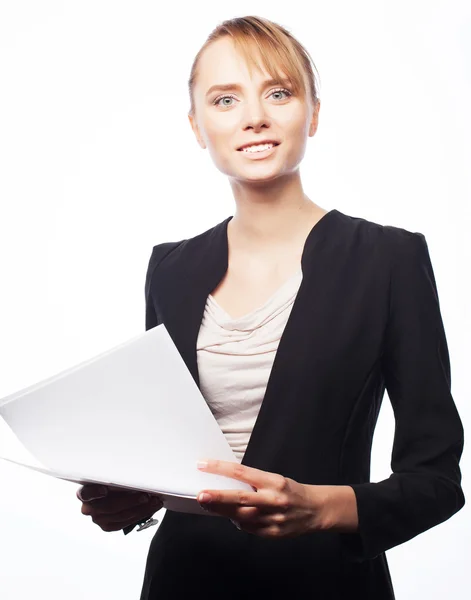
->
[242,143,275,153]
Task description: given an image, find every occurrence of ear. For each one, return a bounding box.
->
[188,113,206,149]
[308,100,321,137]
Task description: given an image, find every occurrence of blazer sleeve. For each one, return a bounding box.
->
[122,241,181,535]
[340,231,465,562]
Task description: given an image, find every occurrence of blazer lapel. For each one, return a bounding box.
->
[154,210,342,467]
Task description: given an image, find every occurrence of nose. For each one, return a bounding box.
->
[241,114,271,135]
[238,93,272,127]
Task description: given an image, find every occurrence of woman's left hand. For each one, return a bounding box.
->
[196,459,328,538]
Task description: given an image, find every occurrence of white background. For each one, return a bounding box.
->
[0,1,469,598]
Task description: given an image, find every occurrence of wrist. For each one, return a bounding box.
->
[307,484,359,533]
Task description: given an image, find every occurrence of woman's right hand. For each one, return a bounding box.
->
[76,484,164,532]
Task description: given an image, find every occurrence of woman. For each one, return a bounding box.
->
[76,16,465,599]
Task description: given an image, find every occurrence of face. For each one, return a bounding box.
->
[188,37,320,183]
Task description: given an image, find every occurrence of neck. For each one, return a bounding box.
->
[228,172,326,252]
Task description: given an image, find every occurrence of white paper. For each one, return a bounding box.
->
[0,324,253,516]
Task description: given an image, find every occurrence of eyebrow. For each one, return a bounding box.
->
[205,78,292,98]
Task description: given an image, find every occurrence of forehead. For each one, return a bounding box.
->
[196,37,288,86]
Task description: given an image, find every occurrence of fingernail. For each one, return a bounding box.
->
[80,486,108,501]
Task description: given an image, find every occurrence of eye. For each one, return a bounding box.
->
[213,87,292,107]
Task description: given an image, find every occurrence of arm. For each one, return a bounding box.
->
[338,231,465,561]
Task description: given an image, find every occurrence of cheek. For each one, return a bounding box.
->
[279,112,309,136]
[206,132,237,161]
[283,122,310,156]
[286,119,308,138]
[205,140,240,176]
[203,114,238,140]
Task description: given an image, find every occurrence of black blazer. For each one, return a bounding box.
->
[130,209,465,600]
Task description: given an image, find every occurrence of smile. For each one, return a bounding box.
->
[237,143,280,159]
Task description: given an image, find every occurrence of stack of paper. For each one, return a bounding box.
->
[0,324,252,515]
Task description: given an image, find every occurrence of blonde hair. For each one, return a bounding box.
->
[188,15,321,116]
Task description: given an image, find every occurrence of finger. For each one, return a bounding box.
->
[96,498,163,526]
[231,506,261,522]
[197,459,285,492]
[77,484,109,502]
[81,492,153,516]
[198,487,286,512]
[85,495,163,525]
[241,522,283,538]
[96,488,144,503]
[77,484,145,502]
[229,515,280,538]
[106,501,163,525]
[247,510,288,527]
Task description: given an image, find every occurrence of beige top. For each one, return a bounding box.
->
[196,267,303,462]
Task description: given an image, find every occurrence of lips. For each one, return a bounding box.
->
[237,140,280,151]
